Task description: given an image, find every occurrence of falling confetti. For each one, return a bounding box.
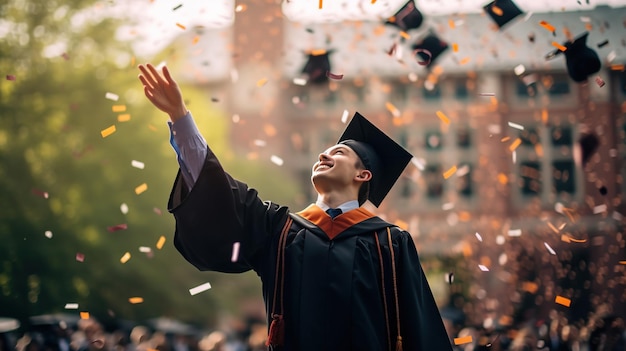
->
[293,78,307,86]
[508,229,522,237]
[173,4,182,10]
[478,264,489,272]
[231,242,241,262]
[270,155,284,166]
[112,105,126,112]
[443,166,458,179]
[475,232,483,242]
[107,224,128,232]
[64,303,79,310]
[436,111,450,124]
[454,336,473,345]
[595,76,606,87]
[256,78,268,87]
[479,92,495,96]
[131,160,145,169]
[385,102,400,118]
[176,23,186,30]
[544,242,556,255]
[6,75,16,81]
[189,282,212,295]
[105,92,119,101]
[45,231,53,239]
[593,204,607,214]
[80,312,90,319]
[118,114,131,122]
[76,253,85,262]
[552,41,568,52]
[120,252,131,264]
[539,20,556,34]
[135,183,148,195]
[514,64,526,76]
[128,297,144,304]
[139,246,151,253]
[509,138,522,152]
[100,125,117,138]
[341,110,350,123]
[120,203,129,214]
[32,189,49,199]
[507,121,524,130]
[156,236,166,250]
[555,295,571,307]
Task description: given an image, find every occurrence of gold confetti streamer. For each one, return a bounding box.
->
[128,297,144,304]
[120,252,131,264]
[443,166,458,179]
[156,236,166,250]
[454,336,473,345]
[135,183,148,195]
[112,105,126,112]
[100,125,116,138]
[436,111,450,124]
[509,138,522,152]
[555,295,571,307]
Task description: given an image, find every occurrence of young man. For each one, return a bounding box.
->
[138,63,452,351]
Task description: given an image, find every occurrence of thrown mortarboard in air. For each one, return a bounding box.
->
[385,0,424,31]
[545,32,601,83]
[301,49,335,85]
[411,32,449,68]
[483,0,524,30]
[338,112,413,207]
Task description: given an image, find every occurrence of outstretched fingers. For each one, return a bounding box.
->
[147,63,167,87]
[162,65,177,86]
[138,64,158,89]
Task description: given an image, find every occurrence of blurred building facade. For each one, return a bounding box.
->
[175,0,626,332]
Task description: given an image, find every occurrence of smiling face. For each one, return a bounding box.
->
[311,144,371,198]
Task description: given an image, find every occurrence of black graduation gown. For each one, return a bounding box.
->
[169,148,453,351]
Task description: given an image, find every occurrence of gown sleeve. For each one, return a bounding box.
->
[168,146,288,274]
[395,231,454,351]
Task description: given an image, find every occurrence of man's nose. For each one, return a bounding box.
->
[318,153,330,162]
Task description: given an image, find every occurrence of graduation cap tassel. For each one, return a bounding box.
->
[395,336,403,351]
[266,314,285,347]
[266,217,292,348]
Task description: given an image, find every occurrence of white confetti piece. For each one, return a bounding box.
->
[496,235,505,245]
[139,246,151,253]
[580,16,591,22]
[523,11,533,21]
[105,92,119,101]
[270,155,284,166]
[189,282,212,295]
[292,96,301,104]
[131,160,145,169]
[479,92,495,96]
[593,204,607,214]
[231,242,240,262]
[514,64,526,76]
[607,50,616,63]
[120,203,129,214]
[475,232,483,242]
[232,114,240,123]
[544,242,556,255]
[293,78,307,86]
[44,231,53,239]
[613,211,624,221]
[408,72,418,82]
[507,121,524,130]
[508,229,522,237]
[64,303,79,310]
[341,109,349,124]
[487,124,501,135]
[512,150,517,164]
[442,202,454,211]
[411,157,425,171]
[555,202,564,214]
[253,139,267,147]
[478,264,489,272]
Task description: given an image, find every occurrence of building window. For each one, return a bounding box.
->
[520,161,541,195]
[520,127,540,146]
[457,163,473,197]
[425,131,443,150]
[551,126,572,146]
[546,75,570,96]
[424,164,444,199]
[516,80,538,98]
[553,160,575,194]
[457,127,471,148]
[422,84,442,100]
[454,82,469,99]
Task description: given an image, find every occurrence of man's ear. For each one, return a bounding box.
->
[355,169,372,182]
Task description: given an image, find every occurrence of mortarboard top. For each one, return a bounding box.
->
[545,32,601,83]
[385,0,424,31]
[301,49,335,85]
[483,0,524,30]
[338,112,413,207]
[411,32,449,68]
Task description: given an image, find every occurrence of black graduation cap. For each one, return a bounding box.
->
[545,32,601,83]
[411,32,449,68]
[301,49,335,85]
[338,112,413,207]
[385,0,424,31]
[483,0,524,30]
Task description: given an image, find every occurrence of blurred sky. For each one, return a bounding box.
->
[72,0,626,57]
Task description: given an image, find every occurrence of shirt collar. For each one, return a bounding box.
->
[316,199,359,213]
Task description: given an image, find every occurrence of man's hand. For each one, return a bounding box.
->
[138,63,188,122]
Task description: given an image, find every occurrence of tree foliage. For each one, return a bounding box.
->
[0,0,299,328]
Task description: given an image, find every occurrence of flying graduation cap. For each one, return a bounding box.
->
[411,32,450,68]
[301,49,335,85]
[483,0,524,30]
[545,32,601,83]
[338,112,413,207]
[385,0,424,31]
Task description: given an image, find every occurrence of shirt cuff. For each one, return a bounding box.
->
[171,111,201,145]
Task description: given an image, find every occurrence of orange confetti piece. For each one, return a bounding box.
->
[192,36,200,45]
[452,43,459,52]
[454,336,473,345]
[523,281,539,294]
[120,252,131,264]
[80,312,90,319]
[561,234,587,243]
[500,136,511,142]
[497,173,508,185]
[619,261,626,264]
[118,114,131,122]
[100,125,116,138]
[436,111,450,124]
[399,31,410,40]
[491,5,503,16]
[112,105,126,112]
[256,78,268,87]
[156,235,166,250]
[385,102,400,117]
[552,41,567,52]
[459,57,471,65]
[264,124,277,137]
[610,64,625,71]
[131,56,136,67]
[176,23,186,30]
[371,0,376,3]
[540,20,556,33]
[443,166,458,179]
[555,295,571,307]
[318,0,322,9]
[128,297,144,304]
[509,138,522,152]
[448,19,455,29]
[135,183,148,195]
[547,222,559,234]
[148,124,158,132]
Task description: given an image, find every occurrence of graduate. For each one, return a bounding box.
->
[138,63,453,351]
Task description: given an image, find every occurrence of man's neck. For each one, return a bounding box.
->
[316,193,358,210]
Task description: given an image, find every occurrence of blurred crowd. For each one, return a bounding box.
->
[1,309,624,351]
